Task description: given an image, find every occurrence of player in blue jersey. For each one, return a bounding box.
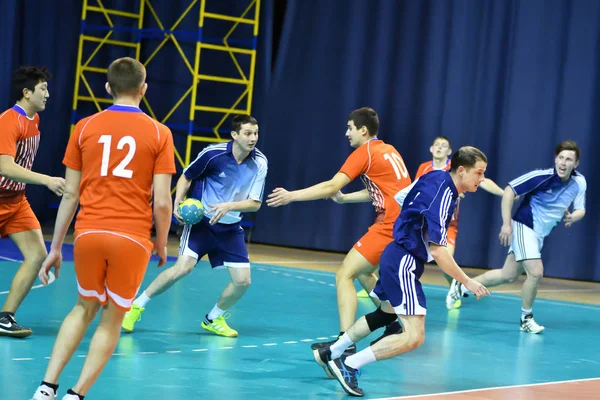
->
[446,140,586,334]
[313,147,491,397]
[122,115,268,337]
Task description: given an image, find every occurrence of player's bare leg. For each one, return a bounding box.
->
[71,300,126,395]
[2,229,47,313]
[216,267,251,310]
[143,255,197,297]
[520,259,545,333]
[42,298,102,386]
[0,229,46,338]
[201,267,250,337]
[336,249,377,332]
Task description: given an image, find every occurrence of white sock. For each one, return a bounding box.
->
[521,307,532,321]
[329,333,354,359]
[345,346,376,370]
[207,304,225,321]
[133,291,151,308]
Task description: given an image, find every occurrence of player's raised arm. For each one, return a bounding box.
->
[267,172,351,207]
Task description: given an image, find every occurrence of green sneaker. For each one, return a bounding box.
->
[201,314,238,337]
[122,304,144,333]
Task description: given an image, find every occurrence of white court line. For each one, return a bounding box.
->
[257,263,600,311]
[370,377,600,399]
[0,255,21,262]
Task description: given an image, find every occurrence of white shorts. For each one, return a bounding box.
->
[508,221,544,261]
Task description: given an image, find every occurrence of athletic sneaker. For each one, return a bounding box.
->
[61,393,81,400]
[0,313,32,338]
[311,340,356,356]
[328,356,364,397]
[445,279,464,310]
[201,314,238,337]
[370,320,403,346]
[312,346,334,378]
[520,314,545,334]
[122,304,145,333]
[30,384,56,400]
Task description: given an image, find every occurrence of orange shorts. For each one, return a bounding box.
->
[73,229,153,311]
[0,197,41,238]
[447,225,458,247]
[353,223,394,266]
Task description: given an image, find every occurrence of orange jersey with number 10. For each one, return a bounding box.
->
[63,105,176,239]
[339,138,411,224]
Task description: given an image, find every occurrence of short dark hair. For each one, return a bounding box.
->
[432,136,451,147]
[11,66,51,102]
[107,57,145,97]
[449,146,488,172]
[348,107,379,136]
[555,140,580,161]
[232,115,258,133]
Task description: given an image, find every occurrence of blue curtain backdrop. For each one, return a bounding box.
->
[252,0,600,282]
[1,0,598,281]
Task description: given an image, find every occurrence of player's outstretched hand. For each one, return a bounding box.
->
[564,210,575,227]
[498,224,512,247]
[153,242,167,267]
[464,279,490,300]
[206,202,232,225]
[39,250,62,285]
[47,176,66,196]
[266,188,292,207]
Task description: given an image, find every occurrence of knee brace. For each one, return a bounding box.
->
[365,307,397,332]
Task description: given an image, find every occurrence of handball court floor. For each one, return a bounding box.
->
[1,234,599,399]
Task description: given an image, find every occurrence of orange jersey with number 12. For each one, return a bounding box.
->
[63,105,176,239]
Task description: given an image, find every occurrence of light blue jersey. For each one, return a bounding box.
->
[509,168,586,238]
[183,141,268,224]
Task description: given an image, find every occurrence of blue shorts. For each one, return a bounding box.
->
[179,217,249,269]
[371,241,427,316]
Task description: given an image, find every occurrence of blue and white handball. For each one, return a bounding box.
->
[178,198,204,225]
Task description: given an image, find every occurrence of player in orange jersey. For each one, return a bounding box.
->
[413,136,504,309]
[0,66,66,339]
[31,58,176,400]
[267,107,412,360]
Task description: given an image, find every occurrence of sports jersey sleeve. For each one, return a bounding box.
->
[394,179,418,207]
[339,145,369,181]
[153,126,176,174]
[248,156,268,202]
[572,175,586,210]
[183,145,219,179]
[63,121,83,171]
[0,114,20,157]
[508,169,554,196]
[422,183,455,246]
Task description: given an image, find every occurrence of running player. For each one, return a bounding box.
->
[122,115,267,338]
[314,147,490,397]
[267,107,412,352]
[414,136,504,309]
[0,66,65,338]
[31,57,176,400]
[446,140,586,333]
